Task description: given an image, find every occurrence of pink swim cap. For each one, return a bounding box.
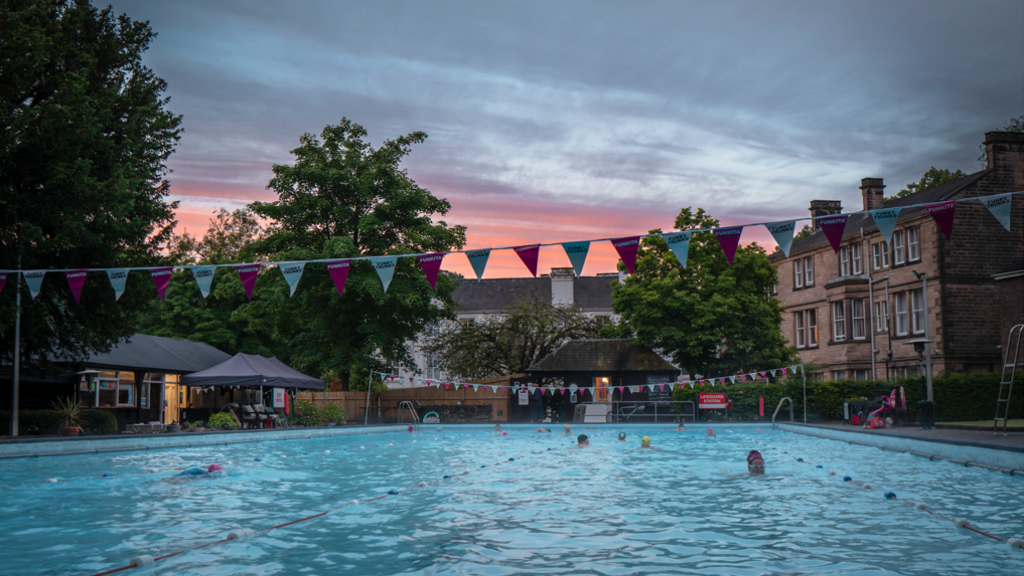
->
[207,464,222,473]
[408,425,414,431]
[502,431,508,436]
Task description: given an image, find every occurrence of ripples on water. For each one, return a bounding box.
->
[0,424,1021,575]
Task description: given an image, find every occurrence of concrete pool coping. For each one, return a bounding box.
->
[0,424,409,460]
[778,422,1024,474]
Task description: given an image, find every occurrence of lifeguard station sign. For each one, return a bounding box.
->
[698,392,728,409]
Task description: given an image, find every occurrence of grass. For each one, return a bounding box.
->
[942,419,1024,428]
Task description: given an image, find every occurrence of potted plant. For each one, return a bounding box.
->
[167,422,182,433]
[52,397,84,437]
[188,420,205,432]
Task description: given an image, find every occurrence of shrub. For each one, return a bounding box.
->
[319,404,346,424]
[291,400,322,427]
[81,410,118,436]
[207,413,239,430]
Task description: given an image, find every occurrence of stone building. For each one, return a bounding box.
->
[770,131,1023,381]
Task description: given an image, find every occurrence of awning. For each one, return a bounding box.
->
[181,353,325,390]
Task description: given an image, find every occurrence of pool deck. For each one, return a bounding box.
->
[778,421,1024,474]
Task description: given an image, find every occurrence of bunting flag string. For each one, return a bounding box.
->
[0,272,6,296]
[65,269,87,304]
[326,260,351,298]
[1,192,1019,304]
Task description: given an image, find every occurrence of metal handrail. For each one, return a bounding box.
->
[397,401,420,430]
[772,397,794,430]
[610,400,696,423]
[994,324,1023,436]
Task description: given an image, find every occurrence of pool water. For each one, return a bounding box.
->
[1,424,1021,575]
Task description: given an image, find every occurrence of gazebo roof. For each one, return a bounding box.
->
[526,339,679,373]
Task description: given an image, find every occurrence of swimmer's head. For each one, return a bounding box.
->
[408,425,414,432]
[747,450,765,474]
[565,425,571,430]
[577,434,588,445]
[706,426,714,436]
[502,431,508,436]
[641,436,651,447]
[495,424,501,430]
[618,431,626,441]
[207,464,222,473]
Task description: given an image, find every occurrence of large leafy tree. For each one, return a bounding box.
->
[245,119,467,389]
[607,208,794,378]
[0,0,182,367]
[423,299,608,380]
[885,167,968,202]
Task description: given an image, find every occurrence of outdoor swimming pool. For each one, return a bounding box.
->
[1,424,1021,575]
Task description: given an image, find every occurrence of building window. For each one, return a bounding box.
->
[893,230,905,265]
[795,312,805,348]
[907,227,920,262]
[839,246,850,276]
[894,293,908,336]
[880,241,889,268]
[833,370,847,380]
[426,354,442,380]
[851,243,862,275]
[874,300,889,332]
[852,369,869,381]
[911,288,925,334]
[804,256,814,286]
[117,381,134,406]
[794,259,803,288]
[807,309,818,346]
[832,301,846,342]
[872,243,881,270]
[852,299,866,340]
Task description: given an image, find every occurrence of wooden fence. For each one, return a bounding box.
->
[296,386,511,423]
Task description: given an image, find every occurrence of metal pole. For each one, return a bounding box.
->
[801,363,807,423]
[868,274,876,380]
[11,267,22,437]
[923,274,933,402]
[363,370,373,425]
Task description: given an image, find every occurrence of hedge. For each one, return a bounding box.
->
[670,372,1022,423]
[0,409,119,436]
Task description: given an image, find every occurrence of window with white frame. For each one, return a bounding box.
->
[894,293,908,336]
[795,312,805,348]
[907,227,920,262]
[852,299,866,339]
[872,243,882,270]
[807,309,818,346]
[426,353,442,380]
[874,300,889,332]
[117,373,135,406]
[852,243,862,274]
[804,256,814,286]
[911,287,925,334]
[832,301,846,341]
[852,369,869,381]
[839,246,850,276]
[881,240,889,268]
[794,259,803,288]
[893,230,905,265]
[833,370,847,380]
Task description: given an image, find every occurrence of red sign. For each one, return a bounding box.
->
[698,392,728,409]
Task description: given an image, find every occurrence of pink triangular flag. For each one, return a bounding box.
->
[560,388,565,395]
[417,253,445,289]
[65,269,88,304]
[236,264,261,300]
[926,201,957,240]
[0,272,6,296]
[617,386,624,394]
[818,214,849,254]
[759,372,766,379]
[782,367,789,375]
[149,267,173,302]
[713,226,744,264]
[659,384,665,391]
[326,260,351,298]
[610,236,641,275]
[513,245,540,277]
[739,374,747,382]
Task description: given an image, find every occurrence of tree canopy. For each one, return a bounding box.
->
[606,207,794,378]
[0,0,181,367]
[423,299,608,380]
[885,167,968,202]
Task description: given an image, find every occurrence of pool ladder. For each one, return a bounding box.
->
[397,401,420,431]
[772,397,794,430]
[994,324,1022,436]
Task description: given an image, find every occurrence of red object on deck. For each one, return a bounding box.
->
[759,395,764,417]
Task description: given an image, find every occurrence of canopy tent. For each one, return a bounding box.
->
[181,353,325,390]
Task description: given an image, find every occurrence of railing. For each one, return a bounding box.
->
[573,401,696,423]
[397,401,420,430]
[772,397,794,429]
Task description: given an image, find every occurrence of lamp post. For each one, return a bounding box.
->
[910,271,932,401]
[908,338,934,429]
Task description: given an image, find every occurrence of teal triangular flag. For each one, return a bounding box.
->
[191,266,216,298]
[106,268,130,301]
[662,232,691,268]
[765,220,796,257]
[981,193,1013,231]
[561,241,590,277]
[371,256,398,293]
[465,249,490,281]
[279,262,306,296]
[869,207,901,245]
[23,270,45,300]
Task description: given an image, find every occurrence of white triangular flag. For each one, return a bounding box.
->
[23,270,45,300]
[279,261,306,296]
[765,220,797,257]
[371,256,398,293]
[191,266,216,298]
[981,193,1014,231]
[105,268,130,301]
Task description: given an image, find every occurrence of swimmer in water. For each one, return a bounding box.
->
[756,429,763,433]
[637,435,664,451]
[495,424,501,431]
[706,426,718,437]
[618,431,627,442]
[572,434,590,448]
[563,425,572,434]
[408,425,415,432]
[536,428,551,433]
[165,464,223,484]
[675,423,685,431]
[747,450,765,474]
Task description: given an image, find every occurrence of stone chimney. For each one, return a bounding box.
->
[860,178,885,211]
[550,267,575,306]
[809,200,842,231]
[984,131,1024,188]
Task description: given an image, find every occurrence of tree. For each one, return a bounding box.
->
[978,114,1024,167]
[245,119,467,389]
[135,209,285,359]
[885,167,968,202]
[608,207,795,378]
[423,299,608,380]
[0,0,182,367]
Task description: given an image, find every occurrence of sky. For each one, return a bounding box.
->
[107,0,1024,277]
